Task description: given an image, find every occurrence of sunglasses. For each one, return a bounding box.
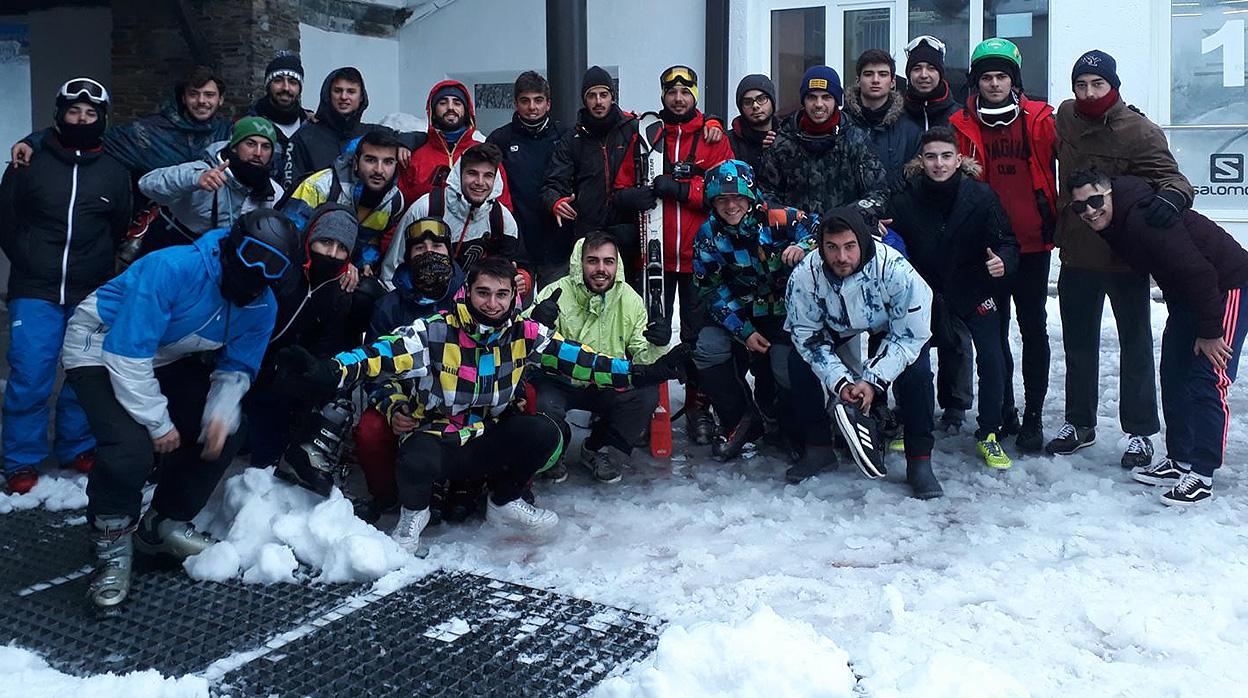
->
[236,236,292,280]
[1069,190,1112,214]
[740,94,771,108]
[661,66,697,87]
[405,219,452,247]
[904,35,947,56]
[59,78,109,107]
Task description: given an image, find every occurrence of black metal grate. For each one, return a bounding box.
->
[0,508,91,594]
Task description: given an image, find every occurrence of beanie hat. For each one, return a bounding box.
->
[905,36,946,78]
[431,83,470,108]
[1071,49,1121,90]
[306,206,359,255]
[582,66,616,99]
[735,74,777,111]
[228,116,277,149]
[660,65,700,103]
[265,52,304,85]
[799,65,843,104]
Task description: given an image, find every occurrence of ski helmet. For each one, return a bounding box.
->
[970,38,1022,86]
[704,160,760,204]
[219,209,301,306]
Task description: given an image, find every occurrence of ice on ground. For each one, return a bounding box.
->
[0,644,208,697]
[593,606,856,698]
[0,473,88,514]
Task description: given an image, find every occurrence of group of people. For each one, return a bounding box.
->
[2,37,1245,611]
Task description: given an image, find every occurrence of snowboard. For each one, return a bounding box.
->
[636,112,672,458]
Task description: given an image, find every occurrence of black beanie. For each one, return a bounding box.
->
[735,74,777,111]
[581,66,616,100]
[971,56,1021,88]
[906,38,945,78]
[431,83,470,108]
[1071,49,1121,90]
[265,52,304,84]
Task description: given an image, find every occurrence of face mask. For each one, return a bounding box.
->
[308,251,344,286]
[408,251,453,297]
[226,147,274,193]
[55,117,106,150]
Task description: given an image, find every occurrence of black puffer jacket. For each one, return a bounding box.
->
[901,81,960,131]
[842,85,923,188]
[0,131,132,305]
[288,68,380,185]
[540,105,638,240]
[488,113,568,267]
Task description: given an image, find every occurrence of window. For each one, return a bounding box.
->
[843,7,892,83]
[771,6,826,116]
[908,0,970,96]
[983,0,1049,103]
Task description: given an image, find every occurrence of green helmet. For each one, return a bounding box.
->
[971,38,1022,70]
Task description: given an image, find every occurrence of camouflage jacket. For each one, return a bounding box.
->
[757,111,889,217]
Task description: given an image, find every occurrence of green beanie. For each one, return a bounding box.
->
[228,116,277,149]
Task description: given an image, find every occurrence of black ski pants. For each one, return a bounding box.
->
[531,375,658,454]
[997,250,1052,419]
[67,358,245,525]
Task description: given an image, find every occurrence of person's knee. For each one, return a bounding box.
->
[692,327,733,370]
[355,408,393,443]
[396,437,440,481]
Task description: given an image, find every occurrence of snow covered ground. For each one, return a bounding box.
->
[4,297,1248,697]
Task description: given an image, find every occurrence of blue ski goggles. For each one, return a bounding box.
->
[236,236,292,280]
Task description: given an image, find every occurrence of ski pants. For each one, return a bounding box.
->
[67,357,245,525]
[531,375,658,455]
[1159,287,1248,477]
[355,407,399,507]
[394,414,563,511]
[3,297,94,473]
[996,250,1052,419]
[1057,265,1160,434]
[954,301,1006,439]
[243,386,296,469]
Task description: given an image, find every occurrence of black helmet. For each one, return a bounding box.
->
[219,210,301,306]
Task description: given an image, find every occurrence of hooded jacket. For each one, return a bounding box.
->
[287,68,379,185]
[842,85,924,186]
[380,155,522,286]
[1099,176,1248,339]
[0,130,132,306]
[887,158,1020,316]
[138,140,283,235]
[540,104,638,240]
[368,259,465,342]
[949,93,1058,253]
[101,84,233,178]
[613,109,736,273]
[785,211,932,395]
[488,112,568,268]
[757,111,888,218]
[61,229,276,438]
[1054,97,1194,272]
[398,80,512,210]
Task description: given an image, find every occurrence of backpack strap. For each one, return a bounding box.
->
[429,184,446,219]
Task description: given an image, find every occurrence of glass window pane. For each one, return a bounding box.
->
[1171,1,1248,125]
[772,6,826,117]
[1167,128,1248,213]
[844,8,892,83]
[983,1,1049,104]
[907,0,970,99]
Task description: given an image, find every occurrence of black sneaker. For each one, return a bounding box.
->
[1015,412,1044,453]
[1161,472,1213,507]
[1121,434,1154,469]
[832,402,886,479]
[1044,423,1096,455]
[1132,458,1188,487]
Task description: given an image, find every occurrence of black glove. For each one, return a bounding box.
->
[615,185,658,213]
[532,288,562,327]
[275,345,342,394]
[643,318,672,346]
[631,344,691,386]
[652,174,690,203]
[1142,190,1187,228]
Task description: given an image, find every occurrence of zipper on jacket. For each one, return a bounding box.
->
[673,127,682,273]
[60,158,81,306]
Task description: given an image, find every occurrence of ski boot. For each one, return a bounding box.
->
[277,398,355,496]
[88,515,135,610]
[134,509,217,562]
[684,390,718,445]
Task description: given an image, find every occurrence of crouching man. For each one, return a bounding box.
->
[785,207,942,499]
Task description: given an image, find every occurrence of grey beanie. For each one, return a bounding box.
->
[307,205,358,255]
[735,74,777,111]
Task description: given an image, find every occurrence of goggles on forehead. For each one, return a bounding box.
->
[661,66,697,88]
[1069,191,1112,214]
[59,78,109,107]
[904,35,947,56]
[405,218,452,246]
[236,236,292,280]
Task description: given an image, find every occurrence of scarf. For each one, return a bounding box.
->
[1074,88,1120,121]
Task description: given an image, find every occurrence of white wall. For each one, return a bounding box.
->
[587,1,706,111]
[299,23,402,120]
[1047,0,1154,114]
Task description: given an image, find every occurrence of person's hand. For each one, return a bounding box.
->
[1143,190,1186,228]
[985,247,1005,278]
[643,318,672,346]
[361,264,375,277]
[514,272,531,297]
[553,195,578,226]
[702,121,724,143]
[531,288,562,327]
[201,419,228,460]
[391,405,416,434]
[339,263,360,292]
[762,130,776,149]
[615,186,657,212]
[10,142,32,167]
[781,244,806,267]
[1195,336,1233,370]
[398,147,412,168]
[631,344,691,386]
[198,161,230,191]
[745,332,771,353]
[653,174,689,202]
[275,345,342,392]
[153,427,181,454]
[839,380,877,412]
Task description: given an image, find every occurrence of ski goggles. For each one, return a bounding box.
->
[904,35,947,57]
[660,65,698,89]
[404,218,452,247]
[236,236,292,280]
[1069,191,1112,214]
[59,78,110,107]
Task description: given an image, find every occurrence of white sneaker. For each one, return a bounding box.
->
[487,497,559,530]
[391,507,431,556]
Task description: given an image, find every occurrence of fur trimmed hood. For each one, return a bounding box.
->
[843,84,906,128]
[902,154,983,180]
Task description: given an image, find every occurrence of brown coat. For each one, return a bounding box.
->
[1054,98,1193,271]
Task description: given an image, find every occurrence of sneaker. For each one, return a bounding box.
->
[3,467,39,494]
[712,410,764,462]
[1161,472,1213,507]
[785,444,837,484]
[542,460,569,483]
[487,497,559,530]
[390,507,431,557]
[580,444,623,483]
[134,510,217,560]
[1121,435,1154,469]
[1015,413,1044,453]
[69,450,97,474]
[938,409,965,435]
[1045,423,1096,455]
[888,436,906,452]
[832,402,886,479]
[1133,458,1189,487]
[976,433,1013,470]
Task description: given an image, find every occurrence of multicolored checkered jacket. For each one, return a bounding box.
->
[692,205,818,342]
[331,301,633,444]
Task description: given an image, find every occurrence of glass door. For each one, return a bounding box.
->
[832,2,896,87]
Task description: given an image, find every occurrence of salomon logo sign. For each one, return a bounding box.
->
[1210,153,1244,183]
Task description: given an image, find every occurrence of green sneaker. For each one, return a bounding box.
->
[888,437,906,452]
[977,433,1013,470]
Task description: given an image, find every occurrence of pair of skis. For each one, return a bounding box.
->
[636,112,673,458]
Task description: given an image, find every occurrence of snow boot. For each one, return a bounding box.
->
[1000,408,1021,437]
[487,497,559,530]
[784,444,837,484]
[134,510,216,561]
[1132,458,1188,487]
[1015,411,1044,453]
[391,507,431,558]
[1045,423,1096,455]
[88,515,135,610]
[712,409,764,462]
[905,457,944,500]
[938,408,965,435]
[832,402,886,479]
[1121,434,1154,469]
[3,467,39,495]
[1161,472,1213,507]
[580,444,624,483]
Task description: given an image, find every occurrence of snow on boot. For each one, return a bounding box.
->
[134,510,216,561]
[785,444,837,484]
[3,467,39,494]
[88,515,135,610]
[487,497,559,530]
[1045,423,1095,455]
[832,402,886,479]
[1121,434,1154,469]
[1161,472,1213,507]
[1016,412,1044,453]
[580,444,623,483]
[391,507,431,557]
[906,458,944,500]
[712,410,764,462]
[1133,458,1188,487]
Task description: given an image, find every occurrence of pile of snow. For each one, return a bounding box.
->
[0,473,87,514]
[186,467,411,583]
[594,607,856,698]
[0,644,207,698]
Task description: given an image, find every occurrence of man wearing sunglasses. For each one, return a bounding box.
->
[0,78,132,495]
[60,209,300,610]
[1067,170,1248,506]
